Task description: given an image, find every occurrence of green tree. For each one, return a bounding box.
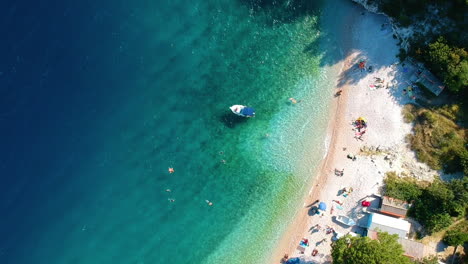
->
[425,37,468,93]
[331,232,412,264]
[444,229,468,264]
[444,229,468,247]
[384,172,423,202]
[426,213,453,233]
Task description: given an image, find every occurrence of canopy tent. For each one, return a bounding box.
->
[240,107,255,117]
[319,202,327,211]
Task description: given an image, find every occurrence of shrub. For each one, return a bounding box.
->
[384,172,423,202]
[444,229,468,247]
[424,37,468,93]
[404,104,467,173]
[426,213,453,233]
[403,105,417,123]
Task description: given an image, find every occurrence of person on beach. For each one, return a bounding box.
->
[374,77,384,83]
[335,168,344,176]
[289,97,302,104]
[281,254,289,263]
[359,61,365,72]
[335,90,343,97]
[168,167,175,173]
[357,130,366,140]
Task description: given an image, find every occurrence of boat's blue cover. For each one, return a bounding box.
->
[286,258,300,264]
[240,107,255,117]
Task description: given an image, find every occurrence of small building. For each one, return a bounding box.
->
[417,69,445,96]
[380,196,411,218]
[366,213,411,239]
[404,58,445,96]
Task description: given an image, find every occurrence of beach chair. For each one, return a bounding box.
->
[296,245,306,254]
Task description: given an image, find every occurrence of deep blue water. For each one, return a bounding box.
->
[0,0,346,263]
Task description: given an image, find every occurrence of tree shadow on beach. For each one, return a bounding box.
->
[307,206,319,216]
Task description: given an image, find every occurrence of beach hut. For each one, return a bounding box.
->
[403,58,445,96]
[366,213,411,239]
[380,196,411,218]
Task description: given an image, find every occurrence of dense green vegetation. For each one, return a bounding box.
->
[443,221,468,264]
[331,232,412,264]
[384,172,423,201]
[402,104,467,174]
[444,228,468,248]
[373,0,468,94]
[411,37,468,93]
[384,173,468,234]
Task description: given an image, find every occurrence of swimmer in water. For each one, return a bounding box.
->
[206,200,213,206]
[168,198,175,203]
[168,167,174,173]
[166,189,171,192]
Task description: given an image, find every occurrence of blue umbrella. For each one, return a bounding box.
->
[319,202,327,211]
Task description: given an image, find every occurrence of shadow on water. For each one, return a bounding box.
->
[219,112,249,128]
[239,0,323,25]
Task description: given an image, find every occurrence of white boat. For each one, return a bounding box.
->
[335,215,356,226]
[229,105,255,117]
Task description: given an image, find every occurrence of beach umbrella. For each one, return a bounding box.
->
[357,117,366,122]
[318,202,327,211]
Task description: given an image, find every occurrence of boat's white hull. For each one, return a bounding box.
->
[229,105,255,117]
[229,105,245,116]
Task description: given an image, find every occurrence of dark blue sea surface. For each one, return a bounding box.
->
[0,0,346,263]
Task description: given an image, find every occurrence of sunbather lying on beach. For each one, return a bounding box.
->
[374,77,384,83]
[334,168,344,176]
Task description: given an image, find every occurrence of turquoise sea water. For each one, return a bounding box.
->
[0,0,348,263]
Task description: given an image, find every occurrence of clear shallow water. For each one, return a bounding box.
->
[0,0,345,263]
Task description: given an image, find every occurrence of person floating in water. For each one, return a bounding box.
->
[168,167,174,173]
[206,200,213,206]
[358,60,366,72]
[288,97,297,104]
